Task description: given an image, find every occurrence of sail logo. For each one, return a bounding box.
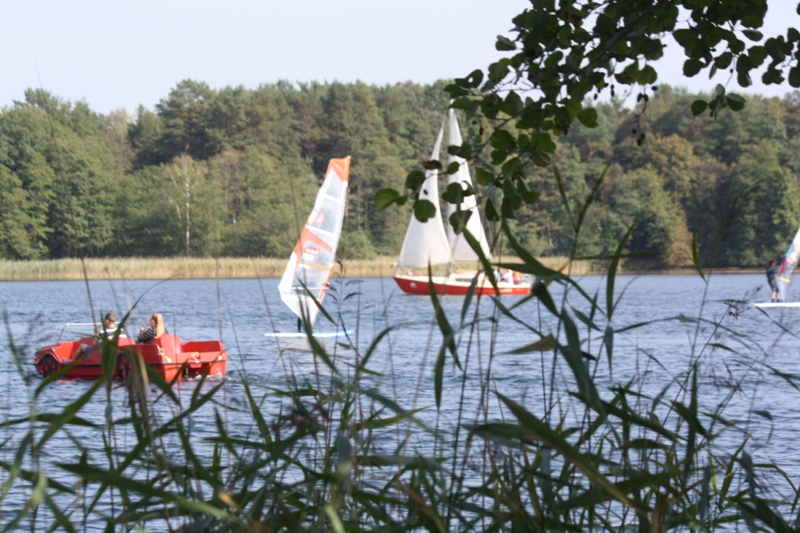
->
[302,246,320,260]
[314,212,326,226]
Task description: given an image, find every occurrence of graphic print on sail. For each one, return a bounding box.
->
[277,157,351,327]
[393,110,529,296]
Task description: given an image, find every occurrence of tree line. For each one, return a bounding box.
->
[0,80,797,267]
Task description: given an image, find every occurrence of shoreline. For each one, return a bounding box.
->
[0,257,760,281]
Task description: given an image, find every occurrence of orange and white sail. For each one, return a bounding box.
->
[278,157,350,325]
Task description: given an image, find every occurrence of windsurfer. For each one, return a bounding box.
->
[767,259,780,302]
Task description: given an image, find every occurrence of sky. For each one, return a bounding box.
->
[1,0,798,115]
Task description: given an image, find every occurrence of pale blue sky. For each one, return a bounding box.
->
[1,0,797,115]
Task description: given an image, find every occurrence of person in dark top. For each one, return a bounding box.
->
[137,313,166,343]
[767,258,780,302]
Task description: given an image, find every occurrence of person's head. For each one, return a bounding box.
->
[150,313,165,338]
[104,312,116,328]
[770,258,778,266]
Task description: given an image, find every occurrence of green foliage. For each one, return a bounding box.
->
[2,76,800,266]
[338,229,377,260]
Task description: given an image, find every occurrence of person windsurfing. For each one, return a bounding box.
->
[767,258,780,302]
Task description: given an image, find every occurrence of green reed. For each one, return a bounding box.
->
[1,194,797,532]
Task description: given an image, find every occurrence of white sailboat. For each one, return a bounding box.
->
[392,110,529,296]
[268,157,353,335]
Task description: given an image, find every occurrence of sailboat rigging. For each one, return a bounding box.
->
[392,110,529,296]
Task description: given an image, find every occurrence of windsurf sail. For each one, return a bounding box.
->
[278,157,350,326]
[777,226,800,301]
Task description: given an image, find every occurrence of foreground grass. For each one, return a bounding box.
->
[3,244,793,532]
[0,256,593,280]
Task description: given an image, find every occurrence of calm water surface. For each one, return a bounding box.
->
[0,273,797,526]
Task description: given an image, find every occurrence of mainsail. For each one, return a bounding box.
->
[446,108,493,262]
[396,109,492,271]
[278,157,350,325]
[397,120,452,268]
[777,226,800,300]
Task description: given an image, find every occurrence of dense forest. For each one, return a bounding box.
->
[0,80,798,267]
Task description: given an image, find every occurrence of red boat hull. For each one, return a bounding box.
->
[392,275,530,296]
[34,333,228,381]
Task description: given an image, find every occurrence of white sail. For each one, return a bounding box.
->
[446,108,492,262]
[278,157,351,325]
[397,120,452,268]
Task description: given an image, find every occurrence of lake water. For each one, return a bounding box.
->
[1,273,798,527]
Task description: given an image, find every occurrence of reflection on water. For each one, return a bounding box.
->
[0,273,797,527]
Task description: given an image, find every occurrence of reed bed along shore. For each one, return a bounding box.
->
[0,256,592,281]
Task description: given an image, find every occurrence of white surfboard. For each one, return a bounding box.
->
[265,329,354,339]
[749,302,800,308]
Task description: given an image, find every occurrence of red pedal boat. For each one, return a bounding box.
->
[34,325,228,381]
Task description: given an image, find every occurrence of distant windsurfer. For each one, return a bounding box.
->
[767,258,780,302]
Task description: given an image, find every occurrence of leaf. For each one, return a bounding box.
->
[691,232,705,281]
[790,66,800,88]
[726,93,746,111]
[604,325,614,371]
[375,188,403,209]
[691,99,708,116]
[475,167,494,186]
[577,107,598,128]
[491,129,516,151]
[496,35,516,51]
[413,199,436,222]
[673,28,697,49]
[638,65,658,85]
[507,334,557,354]
[405,169,426,188]
[738,71,752,87]
[448,210,472,235]
[683,58,703,77]
[561,311,603,414]
[325,505,346,533]
[442,182,464,205]
[484,197,499,221]
[742,29,763,41]
[607,222,634,319]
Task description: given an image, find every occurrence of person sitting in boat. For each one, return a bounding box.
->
[512,270,523,284]
[97,312,127,339]
[73,313,123,360]
[501,269,514,283]
[137,313,167,344]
